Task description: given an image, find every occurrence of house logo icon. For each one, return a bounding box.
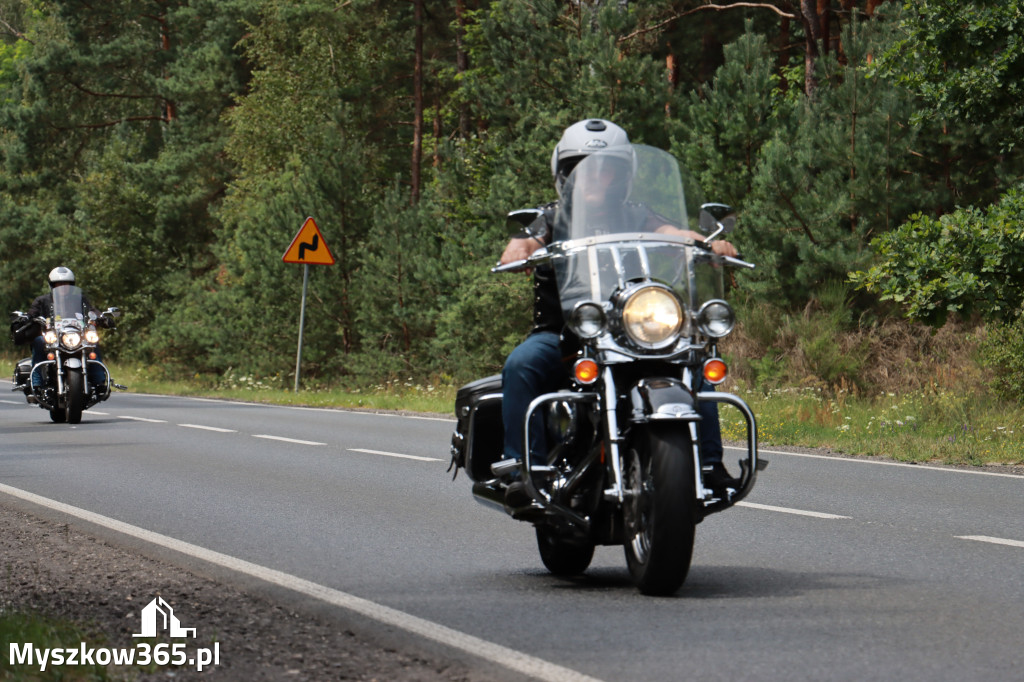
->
[133,597,197,638]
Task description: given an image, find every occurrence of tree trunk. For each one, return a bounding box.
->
[455,0,470,138]
[410,0,424,205]
[778,9,791,93]
[818,0,831,56]
[800,0,821,98]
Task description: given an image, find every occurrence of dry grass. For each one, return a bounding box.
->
[725,301,985,397]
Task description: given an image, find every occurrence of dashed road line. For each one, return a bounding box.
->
[737,501,851,520]
[253,434,325,446]
[117,415,167,423]
[956,535,1024,549]
[179,424,237,433]
[347,448,442,462]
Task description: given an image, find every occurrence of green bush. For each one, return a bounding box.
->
[978,316,1024,402]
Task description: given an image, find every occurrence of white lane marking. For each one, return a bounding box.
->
[347,448,442,463]
[284,405,453,422]
[725,445,1024,479]
[956,535,1024,549]
[123,391,453,422]
[736,501,851,520]
[91,411,110,415]
[0,483,603,682]
[118,415,167,423]
[0,400,22,405]
[253,434,325,446]
[180,424,237,433]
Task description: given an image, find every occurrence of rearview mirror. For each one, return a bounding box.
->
[699,203,737,241]
[104,307,121,319]
[506,208,544,234]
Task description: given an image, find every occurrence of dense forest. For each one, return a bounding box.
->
[1,1,1022,394]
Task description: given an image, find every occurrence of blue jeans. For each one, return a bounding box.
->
[502,332,565,462]
[695,378,724,465]
[30,336,46,387]
[502,331,725,465]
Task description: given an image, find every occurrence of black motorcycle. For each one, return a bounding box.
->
[450,145,764,595]
[10,286,124,424]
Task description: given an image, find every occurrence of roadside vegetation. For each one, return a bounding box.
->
[0,609,130,681]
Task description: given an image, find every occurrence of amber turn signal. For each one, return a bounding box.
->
[574,358,600,384]
[703,358,728,384]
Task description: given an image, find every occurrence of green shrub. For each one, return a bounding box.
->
[978,316,1024,402]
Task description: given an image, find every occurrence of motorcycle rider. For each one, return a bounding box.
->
[498,119,741,501]
[26,267,111,393]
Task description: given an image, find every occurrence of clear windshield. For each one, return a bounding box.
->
[548,145,724,323]
[553,145,693,242]
[51,286,86,325]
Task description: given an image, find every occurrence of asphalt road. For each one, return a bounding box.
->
[2,385,1022,681]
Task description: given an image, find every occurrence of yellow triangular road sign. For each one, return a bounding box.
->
[282,217,335,265]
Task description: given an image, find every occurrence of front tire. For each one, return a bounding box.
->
[622,423,696,596]
[49,408,66,423]
[536,526,595,576]
[65,370,85,424]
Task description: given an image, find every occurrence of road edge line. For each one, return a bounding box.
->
[0,482,603,682]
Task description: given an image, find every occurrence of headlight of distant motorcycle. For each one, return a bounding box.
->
[621,285,684,348]
[85,329,100,344]
[61,331,82,349]
[696,299,735,338]
[43,330,58,345]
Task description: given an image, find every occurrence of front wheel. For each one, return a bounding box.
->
[622,423,696,596]
[536,526,595,576]
[65,370,85,424]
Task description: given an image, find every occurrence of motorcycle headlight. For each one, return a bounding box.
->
[568,301,607,339]
[85,329,100,344]
[43,330,58,345]
[61,331,82,349]
[696,300,735,338]
[621,285,684,348]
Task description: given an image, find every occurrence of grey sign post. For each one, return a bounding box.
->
[282,217,336,392]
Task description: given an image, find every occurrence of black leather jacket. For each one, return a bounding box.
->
[516,203,562,335]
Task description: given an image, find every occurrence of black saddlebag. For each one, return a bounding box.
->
[451,375,504,481]
[13,357,31,387]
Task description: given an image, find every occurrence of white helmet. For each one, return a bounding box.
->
[551,119,630,195]
[48,266,75,287]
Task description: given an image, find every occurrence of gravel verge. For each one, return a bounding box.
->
[0,500,498,682]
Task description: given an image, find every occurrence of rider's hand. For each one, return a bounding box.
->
[499,237,544,268]
[655,224,739,258]
[708,240,738,258]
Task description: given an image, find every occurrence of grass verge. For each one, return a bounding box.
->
[0,609,129,681]
[719,385,1023,466]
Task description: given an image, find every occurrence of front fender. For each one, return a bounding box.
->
[628,377,700,422]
